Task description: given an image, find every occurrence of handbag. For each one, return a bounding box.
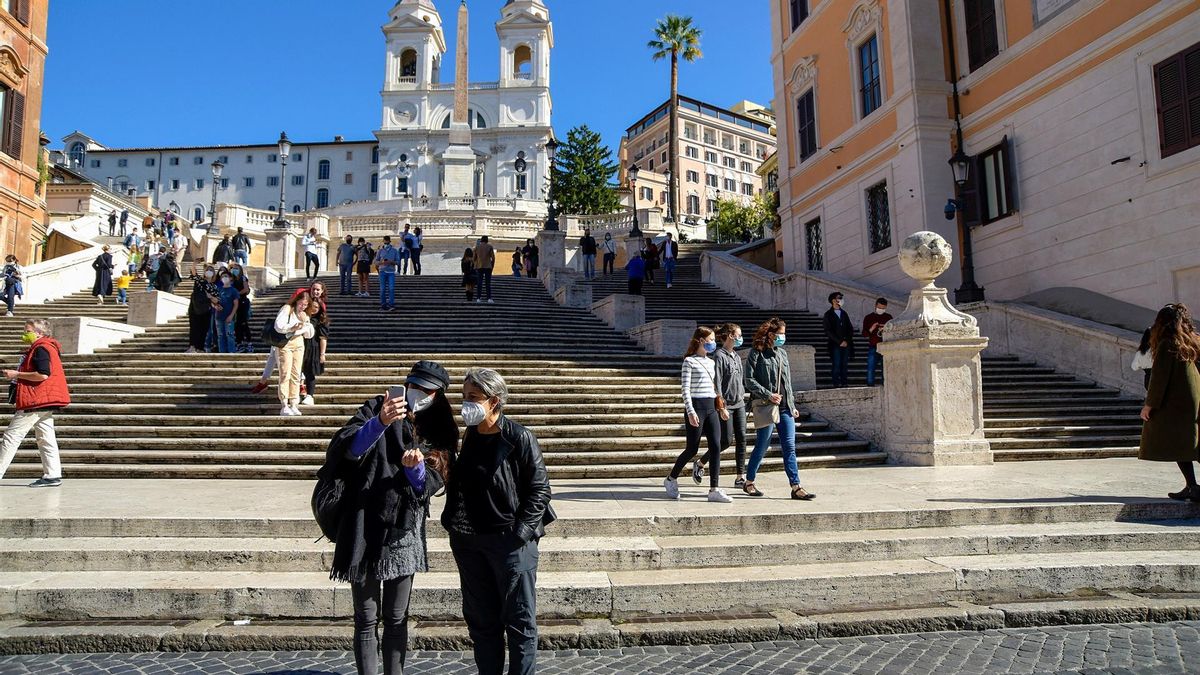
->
[261,317,289,348]
[697,359,727,412]
[751,354,783,429]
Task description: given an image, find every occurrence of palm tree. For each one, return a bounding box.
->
[648,14,702,224]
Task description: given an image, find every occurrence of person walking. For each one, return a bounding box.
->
[336,235,356,296]
[0,319,70,487]
[443,368,555,675]
[92,245,114,305]
[302,228,321,281]
[625,252,646,296]
[601,233,617,276]
[473,235,496,304]
[693,323,748,489]
[118,209,129,238]
[823,292,855,387]
[3,255,23,317]
[231,227,252,266]
[114,269,134,306]
[742,318,816,501]
[274,289,314,416]
[578,228,598,280]
[661,232,679,289]
[141,213,154,236]
[301,281,329,406]
[1133,328,1154,390]
[511,247,524,278]
[230,263,254,353]
[325,361,457,675]
[664,327,732,503]
[412,227,424,276]
[212,234,235,266]
[355,238,375,297]
[124,228,143,274]
[522,238,539,279]
[643,238,659,284]
[374,236,400,312]
[107,210,117,237]
[1138,303,1200,502]
[215,270,240,354]
[399,225,414,276]
[861,298,892,387]
[461,248,477,302]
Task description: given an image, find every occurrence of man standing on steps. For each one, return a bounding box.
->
[375,236,400,312]
[578,228,597,280]
[861,298,892,387]
[400,224,415,275]
[231,227,252,267]
[661,232,679,289]
[336,235,356,296]
[823,292,856,388]
[0,319,70,487]
[119,209,129,238]
[302,228,321,281]
[107,210,117,237]
[473,235,496,304]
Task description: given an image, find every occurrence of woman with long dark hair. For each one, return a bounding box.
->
[1138,303,1200,502]
[301,281,330,406]
[92,245,114,304]
[274,289,313,416]
[664,326,731,502]
[326,361,456,675]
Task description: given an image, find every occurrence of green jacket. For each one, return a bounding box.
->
[1139,350,1200,462]
[744,347,795,413]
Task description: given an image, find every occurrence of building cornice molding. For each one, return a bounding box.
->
[0,45,28,89]
[842,0,882,40]
[785,55,818,91]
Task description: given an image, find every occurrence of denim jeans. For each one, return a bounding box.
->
[117,288,127,304]
[831,345,851,387]
[400,251,411,275]
[866,345,882,386]
[379,272,396,308]
[475,268,493,300]
[664,258,676,285]
[338,264,353,295]
[582,254,596,278]
[746,409,799,486]
[217,314,237,353]
[234,250,249,266]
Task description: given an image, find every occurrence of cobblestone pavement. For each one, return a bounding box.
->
[3,622,1200,674]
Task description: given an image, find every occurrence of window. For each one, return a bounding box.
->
[706,174,718,187]
[790,0,808,31]
[147,180,156,191]
[640,187,653,200]
[219,178,229,189]
[292,175,305,186]
[195,179,204,189]
[724,178,737,191]
[515,173,527,193]
[293,205,302,213]
[170,179,180,190]
[246,154,253,163]
[705,151,718,163]
[117,159,128,167]
[723,157,736,168]
[804,218,823,271]
[962,136,1017,225]
[687,195,700,214]
[268,154,277,163]
[685,146,699,159]
[344,173,353,185]
[346,151,353,161]
[965,0,1000,72]
[169,157,179,166]
[370,173,378,193]
[741,161,753,172]
[67,141,85,165]
[686,170,699,183]
[684,124,697,140]
[194,156,204,165]
[6,0,30,26]
[648,159,655,170]
[1154,42,1200,159]
[218,155,229,164]
[721,135,734,151]
[796,89,817,161]
[739,140,749,155]
[440,110,487,129]
[858,35,882,117]
[145,158,155,167]
[244,177,255,188]
[707,199,718,213]
[703,130,715,145]
[371,147,380,163]
[293,152,303,161]
[660,191,668,204]
[193,206,204,222]
[267,176,279,187]
[316,188,330,208]
[400,48,418,79]
[865,181,891,253]
[317,160,331,180]
[742,183,754,196]
[90,159,101,168]
[397,176,409,195]
[660,151,667,164]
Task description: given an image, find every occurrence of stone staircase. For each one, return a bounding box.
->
[582,249,1145,461]
[0,272,882,480]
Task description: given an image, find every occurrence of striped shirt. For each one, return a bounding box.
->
[681,356,719,416]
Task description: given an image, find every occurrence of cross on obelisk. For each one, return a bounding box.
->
[441,0,477,196]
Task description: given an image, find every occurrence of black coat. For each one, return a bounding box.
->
[822,308,857,359]
[91,253,113,296]
[441,415,556,542]
[212,241,234,264]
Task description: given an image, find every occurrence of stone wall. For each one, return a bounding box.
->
[19,245,130,306]
[795,387,883,450]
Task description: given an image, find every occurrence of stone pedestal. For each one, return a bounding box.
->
[628,319,695,356]
[785,345,818,393]
[592,294,646,333]
[541,266,582,295]
[126,290,190,328]
[537,230,567,270]
[878,231,992,466]
[246,266,285,295]
[554,283,593,309]
[441,142,476,198]
[624,234,643,263]
[48,317,144,355]
[264,228,297,278]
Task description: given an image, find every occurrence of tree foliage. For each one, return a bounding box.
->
[708,194,774,242]
[549,125,622,216]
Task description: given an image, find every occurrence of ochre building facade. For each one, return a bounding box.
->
[0,0,46,265]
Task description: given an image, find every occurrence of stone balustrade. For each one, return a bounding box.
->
[48,317,144,355]
[19,245,130,307]
[592,294,646,333]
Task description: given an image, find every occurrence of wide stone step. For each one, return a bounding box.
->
[987,435,1142,450]
[994,446,1139,460]
[983,424,1143,437]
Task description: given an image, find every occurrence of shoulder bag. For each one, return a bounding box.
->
[751,354,782,429]
[696,358,727,412]
[261,315,290,348]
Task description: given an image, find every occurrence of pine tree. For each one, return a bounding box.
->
[549,125,622,216]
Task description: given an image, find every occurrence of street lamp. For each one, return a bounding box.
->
[663,168,673,223]
[514,151,528,199]
[948,144,985,304]
[628,163,643,238]
[208,160,224,234]
[543,138,559,231]
[273,131,291,229]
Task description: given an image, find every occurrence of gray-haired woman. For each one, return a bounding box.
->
[442,368,555,675]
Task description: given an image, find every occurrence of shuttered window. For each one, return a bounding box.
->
[964,0,1000,72]
[1154,42,1200,159]
[796,89,817,161]
[13,0,30,26]
[790,0,808,32]
[2,87,25,162]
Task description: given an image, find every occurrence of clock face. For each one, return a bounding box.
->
[393,103,418,126]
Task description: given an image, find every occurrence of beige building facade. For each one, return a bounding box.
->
[771,0,1200,312]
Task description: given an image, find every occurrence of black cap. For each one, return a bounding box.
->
[406,360,450,392]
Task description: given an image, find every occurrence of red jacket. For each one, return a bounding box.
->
[15,337,71,411]
[862,312,893,347]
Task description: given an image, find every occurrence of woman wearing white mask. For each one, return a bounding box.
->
[665,327,731,503]
[743,318,815,500]
[185,263,220,354]
[442,368,555,675]
[692,323,748,490]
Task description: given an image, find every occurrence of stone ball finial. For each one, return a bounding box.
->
[898,231,954,287]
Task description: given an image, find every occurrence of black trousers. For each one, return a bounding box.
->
[412,249,422,275]
[719,405,748,475]
[305,252,320,279]
[450,532,539,675]
[671,397,722,487]
[602,253,615,275]
[475,268,494,300]
[627,278,643,296]
[234,298,252,345]
[351,573,414,675]
[188,310,210,349]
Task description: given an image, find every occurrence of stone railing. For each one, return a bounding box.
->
[19,245,130,306]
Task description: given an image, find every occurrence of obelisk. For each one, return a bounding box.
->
[441,0,476,197]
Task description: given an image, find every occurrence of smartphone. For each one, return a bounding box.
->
[387,385,406,402]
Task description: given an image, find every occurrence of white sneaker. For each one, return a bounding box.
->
[300,395,314,406]
[487,299,495,304]
[664,476,680,500]
[4,311,12,317]
[290,406,303,416]
[708,488,733,504]
[475,299,481,303]
[279,405,296,416]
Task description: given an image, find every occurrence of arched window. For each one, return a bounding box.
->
[193,206,204,222]
[371,146,379,164]
[399,48,418,80]
[370,173,378,193]
[268,205,277,212]
[316,188,330,208]
[513,45,533,80]
[317,160,331,181]
[68,142,86,167]
[441,110,486,129]
[293,205,302,213]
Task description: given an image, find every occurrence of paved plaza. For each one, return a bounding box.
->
[1,622,1198,674]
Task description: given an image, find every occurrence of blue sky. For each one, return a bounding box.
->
[44,0,773,156]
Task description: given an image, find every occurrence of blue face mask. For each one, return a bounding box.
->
[703,341,717,354]
[733,337,744,348]
[231,269,241,277]
[774,335,787,348]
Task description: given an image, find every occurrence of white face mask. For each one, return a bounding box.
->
[461,400,488,427]
[204,271,215,280]
[875,308,886,315]
[406,389,436,413]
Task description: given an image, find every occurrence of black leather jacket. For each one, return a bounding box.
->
[442,415,556,542]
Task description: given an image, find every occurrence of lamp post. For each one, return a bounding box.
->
[628,163,643,238]
[543,137,559,231]
[514,151,528,199]
[662,168,673,223]
[273,131,291,229]
[208,161,224,234]
[950,146,985,303]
